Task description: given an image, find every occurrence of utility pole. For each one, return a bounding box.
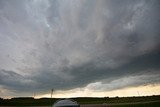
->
[51,88,54,98]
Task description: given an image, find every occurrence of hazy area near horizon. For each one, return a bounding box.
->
[0,0,160,98]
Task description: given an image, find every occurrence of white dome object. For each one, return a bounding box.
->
[53,99,80,107]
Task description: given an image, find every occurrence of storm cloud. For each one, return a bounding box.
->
[0,0,160,97]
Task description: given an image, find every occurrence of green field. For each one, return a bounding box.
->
[0,95,160,107]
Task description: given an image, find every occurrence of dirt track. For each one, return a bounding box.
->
[80,100,160,107]
[81,104,107,107]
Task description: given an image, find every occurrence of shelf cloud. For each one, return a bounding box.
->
[0,0,160,97]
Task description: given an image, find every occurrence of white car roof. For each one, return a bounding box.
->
[53,99,79,107]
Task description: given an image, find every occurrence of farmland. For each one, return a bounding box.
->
[0,95,160,107]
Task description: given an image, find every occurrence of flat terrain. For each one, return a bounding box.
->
[0,100,160,107]
[81,100,160,107]
[0,95,160,107]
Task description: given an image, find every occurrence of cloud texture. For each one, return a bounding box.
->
[0,0,160,97]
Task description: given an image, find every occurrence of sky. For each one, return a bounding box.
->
[0,0,160,98]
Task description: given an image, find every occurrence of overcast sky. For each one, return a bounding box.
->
[0,0,160,98]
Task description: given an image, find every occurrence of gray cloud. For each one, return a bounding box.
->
[0,69,35,92]
[87,72,160,91]
[0,0,160,97]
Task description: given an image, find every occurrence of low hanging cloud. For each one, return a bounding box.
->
[0,0,160,97]
[86,70,160,92]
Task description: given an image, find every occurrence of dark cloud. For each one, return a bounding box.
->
[1,46,159,94]
[0,69,35,92]
[0,0,160,97]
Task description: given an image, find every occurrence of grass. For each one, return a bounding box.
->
[0,95,160,106]
[107,101,160,107]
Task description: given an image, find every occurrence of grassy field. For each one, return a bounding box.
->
[0,95,160,106]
